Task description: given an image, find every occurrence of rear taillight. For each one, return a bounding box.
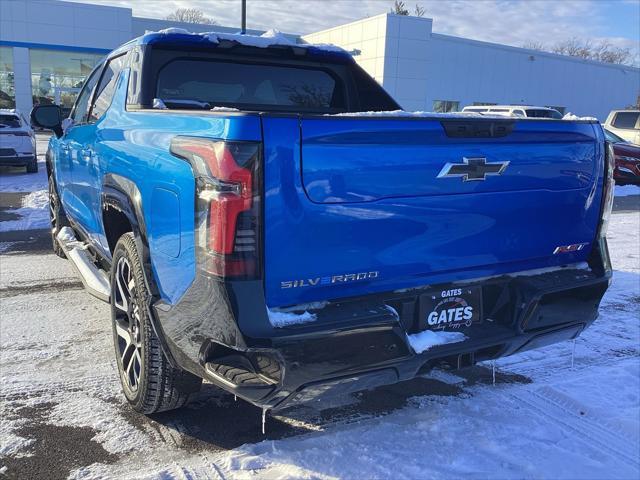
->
[170,136,261,279]
[598,141,615,238]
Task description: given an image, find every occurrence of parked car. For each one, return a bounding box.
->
[604,128,640,185]
[31,30,613,419]
[604,110,640,145]
[0,108,37,173]
[462,105,563,119]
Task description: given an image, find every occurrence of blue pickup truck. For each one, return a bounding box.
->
[31,30,614,416]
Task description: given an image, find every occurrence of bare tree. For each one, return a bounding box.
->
[520,37,634,66]
[165,8,215,25]
[391,1,426,16]
[391,1,410,15]
[550,37,632,65]
[551,37,591,58]
[522,41,545,51]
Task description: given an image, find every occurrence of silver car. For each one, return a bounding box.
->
[0,109,37,173]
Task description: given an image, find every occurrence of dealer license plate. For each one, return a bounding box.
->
[423,286,482,331]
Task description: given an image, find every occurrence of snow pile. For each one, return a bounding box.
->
[211,106,240,112]
[327,110,599,121]
[153,99,240,112]
[562,112,598,121]
[327,110,487,118]
[0,189,49,232]
[267,307,317,328]
[152,98,167,109]
[149,27,345,53]
[407,330,467,353]
[56,226,76,243]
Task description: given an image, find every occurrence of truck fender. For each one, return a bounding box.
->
[101,173,177,367]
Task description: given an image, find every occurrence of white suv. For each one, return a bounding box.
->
[604,110,640,146]
[0,109,37,173]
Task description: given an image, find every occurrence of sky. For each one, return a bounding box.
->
[75,0,639,63]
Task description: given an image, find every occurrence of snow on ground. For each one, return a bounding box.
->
[0,140,638,478]
[0,189,49,232]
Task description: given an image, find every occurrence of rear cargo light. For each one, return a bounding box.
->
[170,136,261,279]
[598,141,616,238]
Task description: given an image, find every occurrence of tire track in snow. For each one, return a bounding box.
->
[0,374,119,400]
[506,387,640,470]
[496,345,640,384]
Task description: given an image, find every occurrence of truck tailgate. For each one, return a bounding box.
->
[262,116,604,307]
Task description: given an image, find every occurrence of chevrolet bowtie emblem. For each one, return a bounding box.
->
[437,157,510,181]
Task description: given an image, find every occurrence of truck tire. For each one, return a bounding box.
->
[26,160,38,173]
[48,175,67,258]
[110,233,202,414]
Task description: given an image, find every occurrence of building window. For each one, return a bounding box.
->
[30,49,103,112]
[0,47,15,109]
[433,100,460,113]
[545,105,566,115]
[472,102,497,106]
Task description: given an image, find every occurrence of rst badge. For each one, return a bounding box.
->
[423,287,482,330]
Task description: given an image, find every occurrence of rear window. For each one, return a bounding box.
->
[0,114,20,128]
[525,109,562,119]
[612,112,640,129]
[156,59,345,112]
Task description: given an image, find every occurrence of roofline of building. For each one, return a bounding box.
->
[0,40,110,54]
[431,32,640,73]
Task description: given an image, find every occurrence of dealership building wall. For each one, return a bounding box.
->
[304,14,640,119]
[1,0,638,120]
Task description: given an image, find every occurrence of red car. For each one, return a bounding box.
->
[605,128,640,185]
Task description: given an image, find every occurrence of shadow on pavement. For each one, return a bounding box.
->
[144,364,531,452]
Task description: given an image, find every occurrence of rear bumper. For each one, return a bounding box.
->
[0,154,35,166]
[153,239,611,410]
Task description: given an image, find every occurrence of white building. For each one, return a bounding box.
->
[1,0,638,120]
[304,14,640,119]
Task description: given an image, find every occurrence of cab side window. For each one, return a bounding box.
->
[70,66,102,124]
[88,54,127,123]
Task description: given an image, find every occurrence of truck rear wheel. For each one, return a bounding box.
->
[110,233,202,414]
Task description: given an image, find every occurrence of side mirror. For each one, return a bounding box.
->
[31,104,63,137]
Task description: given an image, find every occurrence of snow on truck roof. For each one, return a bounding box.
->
[324,110,598,121]
[121,28,350,58]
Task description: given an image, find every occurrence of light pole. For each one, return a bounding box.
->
[241,0,246,34]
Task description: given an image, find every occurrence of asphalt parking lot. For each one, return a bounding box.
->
[0,134,639,479]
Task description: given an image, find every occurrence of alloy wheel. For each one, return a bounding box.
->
[113,257,143,392]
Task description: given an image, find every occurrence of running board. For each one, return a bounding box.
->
[56,227,110,302]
